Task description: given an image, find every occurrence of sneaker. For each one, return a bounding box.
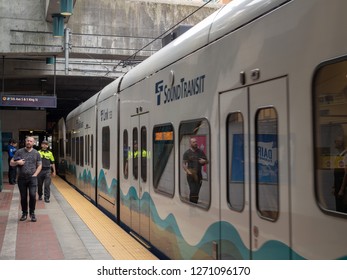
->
[38,196,42,200]
[30,214,37,222]
[19,214,27,221]
[44,198,50,203]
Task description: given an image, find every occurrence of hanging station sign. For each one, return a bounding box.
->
[1,94,57,108]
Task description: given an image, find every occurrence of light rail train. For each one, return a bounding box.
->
[56,0,347,259]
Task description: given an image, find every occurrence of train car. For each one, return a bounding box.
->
[52,117,67,177]
[64,0,347,259]
[65,93,99,201]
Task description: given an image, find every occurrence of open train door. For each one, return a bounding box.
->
[219,77,290,259]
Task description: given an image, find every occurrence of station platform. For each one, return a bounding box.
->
[0,175,158,260]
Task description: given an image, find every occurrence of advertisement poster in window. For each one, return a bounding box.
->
[256,134,278,184]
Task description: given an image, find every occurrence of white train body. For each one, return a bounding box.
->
[63,0,347,259]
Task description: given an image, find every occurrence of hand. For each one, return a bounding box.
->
[338,189,344,197]
[198,158,206,165]
[17,159,25,166]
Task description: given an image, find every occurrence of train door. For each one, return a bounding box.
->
[130,112,150,241]
[219,77,290,259]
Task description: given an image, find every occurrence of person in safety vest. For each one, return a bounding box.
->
[37,140,56,203]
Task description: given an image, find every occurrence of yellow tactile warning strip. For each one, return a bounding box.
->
[52,176,158,260]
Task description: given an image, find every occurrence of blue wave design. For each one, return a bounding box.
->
[97,169,118,197]
[69,169,347,260]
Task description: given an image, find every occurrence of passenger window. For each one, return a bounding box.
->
[87,135,90,166]
[123,130,129,179]
[66,132,71,157]
[227,112,245,212]
[59,138,64,158]
[132,128,138,180]
[76,137,80,165]
[91,135,94,168]
[314,59,347,215]
[179,119,210,208]
[141,126,147,182]
[80,136,84,167]
[255,108,279,221]
[102,126,110,169]
[153,124,174,197]
[72,137,75,162]
[85,135,88,165]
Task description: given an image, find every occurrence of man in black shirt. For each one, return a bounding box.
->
[10,136,42,222]
[182,137,208,204]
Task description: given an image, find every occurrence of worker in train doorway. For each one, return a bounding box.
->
[182,137,209,204]
[38,140,56,203]
[7,139,18,185]
[128,140,147,180]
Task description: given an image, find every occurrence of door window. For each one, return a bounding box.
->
[255,108,279,221]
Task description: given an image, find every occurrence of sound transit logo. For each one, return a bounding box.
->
[155,74,206,106]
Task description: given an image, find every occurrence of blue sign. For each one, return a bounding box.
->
[1,94,57,108]
[230,133,278,184]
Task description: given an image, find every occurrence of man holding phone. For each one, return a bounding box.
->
[10,136,42,222]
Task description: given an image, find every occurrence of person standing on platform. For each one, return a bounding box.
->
[38,140,56,203]
[7,139,18,185]
[10,136,42,222]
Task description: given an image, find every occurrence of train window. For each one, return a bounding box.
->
[123,130,128,179]
[226,112,245,212]
[314,59,347,215]
[255,108,279,221]
[87,134,90,166]
[132,128,138,180]
[85,135,88,165]
[102,126,110,169]
[59,138,64,158]
[80,136,84,167]
[141,126,147,182]
[91,135,94,168]
[76,137,80,165]
[66,132,71,156]
[72,137,75,162]
[153,124,174,197]
[179,119,210,208]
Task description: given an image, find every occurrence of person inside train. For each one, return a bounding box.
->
[332,136,347,213]
[38,140,56,203]
[7,138,18,185]
[182,137,209,204]
[128,140,147,180]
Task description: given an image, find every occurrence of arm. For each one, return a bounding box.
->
[198,150,209,165]
[51,163,56,177]
[32,164,42,177]
[10,152,25,167]
[183,160,192,175]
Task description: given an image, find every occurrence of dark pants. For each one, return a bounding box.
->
[187,174,202,204]
[8,159,17,184]
[18,177,38,215]
[38,169,51,199]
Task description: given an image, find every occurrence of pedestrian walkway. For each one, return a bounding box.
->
[0,176,157,260]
